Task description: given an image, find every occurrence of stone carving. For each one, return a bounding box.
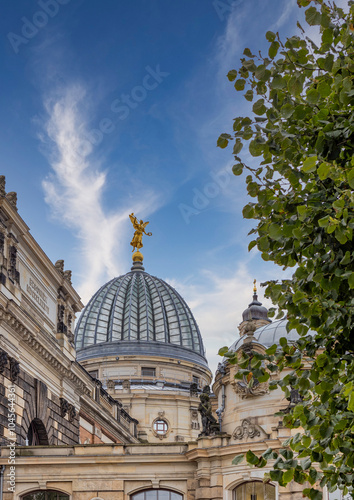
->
[216,362,226,376]
[107,380,115,390]
[233,378,269,398]
[9,245,19,282]
[55,260,64,276]
[233,419,260,440]
[233,418,269,441]
[9,357,20,382]
[0,176,6,197]
[190,382,198,397]
[57,304,67,334]
[68,404,76,423]
[191,409,200,430]
[158,410,165,418]
[122,380,130,390]
[198,386,220,436]
[0,349,8,373]
[6,192,17,210]
[63,270,72,284]
[60,397,69,418]
[0,232,4,255]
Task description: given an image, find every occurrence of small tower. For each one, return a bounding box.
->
[238,280,271,337]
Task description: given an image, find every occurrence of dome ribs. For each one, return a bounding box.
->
[155,279,183,348]
[146,274,169,344]
[108,274,130,342]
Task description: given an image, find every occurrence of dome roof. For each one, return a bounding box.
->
[75,264,208,368]
[229,318,315,351]
[242,293,270,322]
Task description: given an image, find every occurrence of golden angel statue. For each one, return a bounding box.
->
[129,213,152,252]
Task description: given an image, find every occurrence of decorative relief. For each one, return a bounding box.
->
[55,260,64,276]
[0,349,8,373]
[57,304,67,334]
[190,382,198,397]
[68,404,76,423]
[63,270,72,284]
[233,378,269,398]
[0,176,6,197]
[232,418,269,441]
[0,232,4,255]
[9,357,20,382]
[190,409,200,430]
[107,380,115,390]
[60,397,69,418]
[8,245,19,282]
[6,192,17,210]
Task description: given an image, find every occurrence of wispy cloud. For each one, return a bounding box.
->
[41,84,161,302]
[270,0,297,31]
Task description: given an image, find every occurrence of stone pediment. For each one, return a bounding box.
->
[232,418,269,442]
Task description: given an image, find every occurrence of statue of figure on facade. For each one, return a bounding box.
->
[129,213,152,252]
[0,176,5,197]
[198,385,219,436]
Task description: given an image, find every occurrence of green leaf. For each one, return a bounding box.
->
[227,70,238,81]
[232,163,244,176]
[348,272,354,289]
[232,454,245,465]
[217,135,229,148]
[347,167,354,189]
[266,31,276,42]
[280,103,295,119]
[317,162,330,180]
[249,140,263,157]
[233,139,243,155]
[269,223,282,241]
[243,204,255,219]
[235,79,246,91]
[270,75,286,89]
[244,90,253,102]
[269,41,279,59]
[253,99,267,116]
[302,156,317,173]
[283,468,294,483]
[246,450,260,465]
[305,6,321,25]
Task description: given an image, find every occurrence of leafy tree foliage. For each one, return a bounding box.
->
[218,0,354,497]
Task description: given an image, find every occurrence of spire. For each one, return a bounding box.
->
[241,279,271,323]
[253,279,257,300]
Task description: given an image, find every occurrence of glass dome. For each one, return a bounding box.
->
[229,318,315,351]
[75,268,208,368]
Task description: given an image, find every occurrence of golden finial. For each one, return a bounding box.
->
[129,213,152,262]
[253,279,257,294]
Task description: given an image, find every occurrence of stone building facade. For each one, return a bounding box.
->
[0,177,337,500]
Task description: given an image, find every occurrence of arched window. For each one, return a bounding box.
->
[233,482,275,500]
[131,489,183,500]
[27,419,49,446]
[22,491,69,500]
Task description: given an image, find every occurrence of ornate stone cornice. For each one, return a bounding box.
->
[0,304,90,395]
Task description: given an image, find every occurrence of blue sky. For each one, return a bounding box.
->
[0,0,334,373]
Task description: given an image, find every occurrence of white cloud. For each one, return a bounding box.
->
[41,84,161,302]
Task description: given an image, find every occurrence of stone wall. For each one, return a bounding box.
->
[0,347,79,446]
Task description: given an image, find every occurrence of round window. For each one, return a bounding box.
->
[153,419,168,435]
